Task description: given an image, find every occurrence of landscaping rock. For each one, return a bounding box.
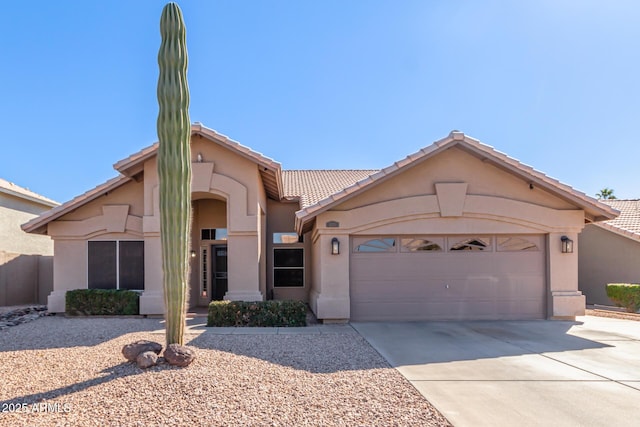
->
[122,340,163,362]
[136,351,159,369]
[0,305,49,330]
[164,344,195,367]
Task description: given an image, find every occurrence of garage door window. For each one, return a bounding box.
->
[401,238,443,252]
[497,236,538,252]
[449,236,492,252]
[354,238,396,253]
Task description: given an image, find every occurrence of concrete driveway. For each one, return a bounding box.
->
[352,316,640,427]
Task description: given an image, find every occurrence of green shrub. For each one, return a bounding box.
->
[606,283,640,313]
[207,300,307,327]
[65,289,140,316]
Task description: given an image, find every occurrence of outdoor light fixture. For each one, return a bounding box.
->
[331,237,340,255]
[190,250,197,258]
[196,152,203,162]
[561,236,573,254]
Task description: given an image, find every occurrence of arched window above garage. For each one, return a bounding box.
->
[449,236,492,251]
[353,238,397,253]
[400,238,444,252]
[497,236,539,252]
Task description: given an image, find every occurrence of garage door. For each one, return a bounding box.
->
[350,235,546,321]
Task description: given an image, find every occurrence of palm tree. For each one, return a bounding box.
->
[596,188,617,200]
[157,2,191,346]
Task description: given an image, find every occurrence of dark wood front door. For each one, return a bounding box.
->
[212,245,228,301]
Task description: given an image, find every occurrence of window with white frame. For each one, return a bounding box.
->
[88,241,144,290]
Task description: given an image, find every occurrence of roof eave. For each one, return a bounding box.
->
[294,131,620,231]
[0,187,59,208]
[22,175,132,235]
[593,221,640,243]
[114,123,284,199]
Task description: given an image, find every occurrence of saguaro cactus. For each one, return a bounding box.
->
[157,2,191,346]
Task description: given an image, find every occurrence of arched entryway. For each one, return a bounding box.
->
[190,194,228,308]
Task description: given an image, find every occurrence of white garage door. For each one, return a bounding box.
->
[350,235,546,321]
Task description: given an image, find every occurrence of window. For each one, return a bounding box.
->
[201,246,208,297]
[273,232,303,244]
[201,228,228,241]
[354,238,396,253]
[449,236,492,252]
[273,248,304,287]
[88,241,144,290]
[497,236,538,252]
[401,238,443,252]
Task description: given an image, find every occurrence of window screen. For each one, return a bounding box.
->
[88,241,117,289]
[273,248,304,287]
[119,241,145,290]
[88,241,144,290]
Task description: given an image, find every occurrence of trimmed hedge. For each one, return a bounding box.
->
[66,289,140,316]
[207,300,307,327]
[606,283,640,313]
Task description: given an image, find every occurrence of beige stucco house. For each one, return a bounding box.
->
[23,124,618,321]
[579,199,640,306]
[1,178,58,305]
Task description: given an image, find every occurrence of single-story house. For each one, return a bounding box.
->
[23,124,618,321]
[1,178,58,305]
[579,199,640,306]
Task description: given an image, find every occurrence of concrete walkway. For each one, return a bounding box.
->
[352,316,640,427]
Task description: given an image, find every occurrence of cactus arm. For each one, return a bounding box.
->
[157,2,191,346]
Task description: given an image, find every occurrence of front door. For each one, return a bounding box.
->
[212,244,228,301]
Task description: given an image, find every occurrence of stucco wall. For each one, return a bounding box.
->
[190,135,262,216]
[137,136,266,313]
[579,224,640,306]
[0,250,53,306]
[45,178,145,312]
[60,180,144,222]
[266,200,310,302]
[0,194,54,255]
[307,147,586,320]
[338,147,575,212]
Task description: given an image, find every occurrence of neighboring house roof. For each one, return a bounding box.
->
[114,123,282,200]
[0,178,58,208]
[295,131,619,233]
[22,175,132,234]
[283,170,378,208]
[594,199,640,242]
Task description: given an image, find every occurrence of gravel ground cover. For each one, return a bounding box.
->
[0,316,450,427]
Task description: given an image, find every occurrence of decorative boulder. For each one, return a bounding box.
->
[164,344,195,367]
[136,351,159,369]
[122,340,163,362]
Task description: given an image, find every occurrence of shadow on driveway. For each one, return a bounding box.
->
[352,320,609,365]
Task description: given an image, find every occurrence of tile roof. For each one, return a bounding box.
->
[0,178,58,208]
[294,131,619,234]
[595,199,640,241]
[283,170,378,209]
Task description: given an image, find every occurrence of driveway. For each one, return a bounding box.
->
[352,316,640,427]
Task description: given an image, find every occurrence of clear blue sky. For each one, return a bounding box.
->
[1,1,638,203]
